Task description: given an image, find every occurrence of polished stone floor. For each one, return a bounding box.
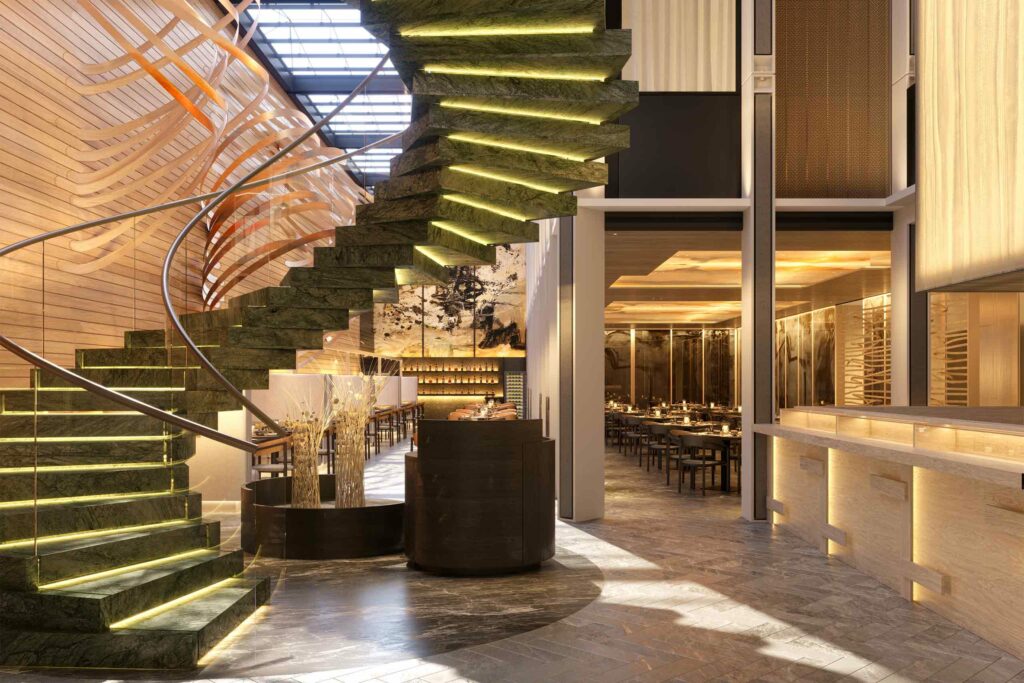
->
[6,443,1024,682]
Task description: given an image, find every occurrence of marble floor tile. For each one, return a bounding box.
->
[4,445,1021,683]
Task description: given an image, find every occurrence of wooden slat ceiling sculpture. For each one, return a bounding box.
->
[60,0,369,310]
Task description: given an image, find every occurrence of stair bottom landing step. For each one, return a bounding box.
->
[0,577,270,670]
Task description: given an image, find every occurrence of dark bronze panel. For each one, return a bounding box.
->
[776,0,891,198]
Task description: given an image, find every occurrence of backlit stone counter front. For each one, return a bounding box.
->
[755,406,1024,659]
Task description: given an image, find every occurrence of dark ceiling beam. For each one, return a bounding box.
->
[776,211,894,230]
[282,75,407,94]
[605,212,744,231]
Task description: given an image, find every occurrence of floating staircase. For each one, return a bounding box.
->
[0,0,634,670]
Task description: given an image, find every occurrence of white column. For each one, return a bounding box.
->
[571,208,606,521]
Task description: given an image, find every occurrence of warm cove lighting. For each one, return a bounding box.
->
[442,194,529,221]
[440,100,605,125]
[431,220,492,246]
[449,165,564,195]
[0,519,192,550]
[40,548,212,591]
[400,24,596,38]
[424,64,607,82]
[110,577,237,630]
[0,489,179,510]
[447,133,589,162]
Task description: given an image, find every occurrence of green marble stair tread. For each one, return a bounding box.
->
[0,491,201,544]
[332,222,506,262]
[184,389,244,414]
[356,193,541,240]
[315,236,495,270]
[281,264,397,289]
[0,387,183,413]
[0,433,195,468]
[180,305,350,333]
[373,287,400,304]
[0,520,219,591]
[388,30,631,81]
[0,463,188,504]
[392,138,607,193]
[0,577,269,669]
[0,412,176,439]
[78,346,298,371]
[360,0,606,40]
[229,285,374,312]
[31,366,188,390]
[185,368,271,392]
[0,549,243,632]
[126,326,329,351]
[373,168,577,220]
[411,72,639,122]
[402,103,631,162]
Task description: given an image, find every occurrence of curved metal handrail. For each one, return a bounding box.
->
[0,54,401,451]
[161,53,394,438]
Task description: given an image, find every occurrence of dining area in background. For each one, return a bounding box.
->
[606,401,742,496]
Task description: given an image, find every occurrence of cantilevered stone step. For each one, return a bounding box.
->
[356,194,540,243]
[411,72,639,123]
[392,137,607,193]
[388,30,632,82]
[0,463,188,504]
[0,549,243,632]
[0,387,183,414]
[0,520,220,591]
[80,346,297,371]
[374,168,577,220]
[185,368,271,392]
[181,305,350,332]
[0,577,270,669]
[125,326,329,352]
[31,367,188,390]
[0,433,195,469]
[282,265,397,290]
[0,412,175,439]
[184,390,243,414]
[333,222,500,264]
[402,104,631,162]
[0,491,200,544]
[361,0,606,39]
[0,432,190,470]
[229,285,374,311]
[315,238,494,270]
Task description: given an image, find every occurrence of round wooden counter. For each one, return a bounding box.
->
[405,419,556,575]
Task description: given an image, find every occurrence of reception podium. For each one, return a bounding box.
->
[405,419,556,575]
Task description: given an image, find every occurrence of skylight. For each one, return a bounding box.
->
[240,1,410,186]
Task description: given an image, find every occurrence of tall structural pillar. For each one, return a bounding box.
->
[558,209,606,522]
[741,0,775,522]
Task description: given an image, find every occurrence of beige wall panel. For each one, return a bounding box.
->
[772,438,827,551]
[828,451,912,597]
[918,0,1024,290]
[914,467,1024,660]
[622,0,735,92]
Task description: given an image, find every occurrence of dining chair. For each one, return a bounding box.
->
[645,423,679,472]
[671,432,720,495]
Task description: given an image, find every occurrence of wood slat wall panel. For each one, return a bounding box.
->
[0,0,363,388]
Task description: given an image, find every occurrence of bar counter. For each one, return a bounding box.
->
[755,406,1024,659]
[405,419,555,575]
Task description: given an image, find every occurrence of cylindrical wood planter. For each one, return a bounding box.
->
[241,474,403,559]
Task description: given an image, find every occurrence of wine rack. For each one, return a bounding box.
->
[405,359,504,397]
